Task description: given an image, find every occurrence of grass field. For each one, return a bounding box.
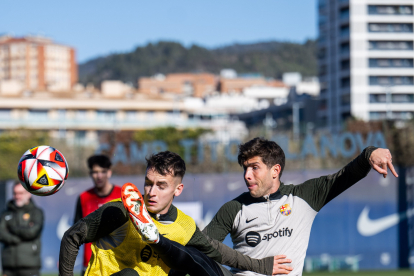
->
[303,270,413,276]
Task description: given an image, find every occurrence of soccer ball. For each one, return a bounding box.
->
[17,145,69,196]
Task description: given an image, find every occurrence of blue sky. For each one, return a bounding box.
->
[1,0,317,63]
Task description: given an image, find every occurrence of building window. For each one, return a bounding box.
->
[369,58,414,68]
[0,109,11,119]
[341,59,350,70]
[392,94,414,103]
[29,110,48,121]
[369,94,414,103]
[97,110,116,121]
[125,111,136,121]
[369,111,387,120]
[319,14,327,26]
[341,77,350,88]
[370,94,387,103]
[369,41,413,50]
[58,109,66,119]
[368,23,413,33]
[76,110,87,120]
[371,111,413,120]
[369,76,414,86]
[341,112,351,121]
[393,111,413,120]
[341,94,350,106]
[368,5,413,15]
[340,42,350,54]
[75,131,86,139]
[340,7,349,19]
[340,25,350,36]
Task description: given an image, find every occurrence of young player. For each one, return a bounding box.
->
[203,137,397,276]
[74,155,122,274]
[60,151,292,276]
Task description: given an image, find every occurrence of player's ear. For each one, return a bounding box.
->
[174,183,184,197]
[107,169,112,178]
[272,164,281,179]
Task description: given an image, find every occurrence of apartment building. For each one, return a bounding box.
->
[318,1,414,131]
[138,73,216,98]
[0,87,247,145]
[0,35,77,92]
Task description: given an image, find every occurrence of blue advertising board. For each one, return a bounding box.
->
[4,167,412,272]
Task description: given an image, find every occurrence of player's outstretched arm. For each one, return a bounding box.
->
[288,146,394,212]
[369,148,398,178]
[59,201,128,276]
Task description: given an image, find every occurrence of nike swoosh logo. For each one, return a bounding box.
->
[357,206,414,236]
[246,217,258,223]
[57,213,71,240]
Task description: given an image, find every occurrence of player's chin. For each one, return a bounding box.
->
[146,205,158,214]
[249,191,260,198]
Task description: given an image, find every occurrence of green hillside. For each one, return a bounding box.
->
[78,40,317,86]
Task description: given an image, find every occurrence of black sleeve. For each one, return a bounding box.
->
[186,227,222,263]
[59,201,129,276]
[0,213,21,245]
[202,199,242,242]
[286,146,377,212]
[9,208,44,241]
[204,234,274,275]
[187,228,273,274]
[73,196,82,224]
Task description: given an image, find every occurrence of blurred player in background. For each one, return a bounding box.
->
[203,137,397,276]
[74,155,122,274]
[60,151,292,276]
[0,182,44,276]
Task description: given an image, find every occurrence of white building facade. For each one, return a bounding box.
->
[318,0,414,131]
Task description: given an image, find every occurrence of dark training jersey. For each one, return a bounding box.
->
[203,147,377,276]
[60,201,275,276]
[73,185,122,267]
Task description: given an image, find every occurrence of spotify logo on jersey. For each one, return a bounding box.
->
[141,245,153,262]
[245,231,261,247]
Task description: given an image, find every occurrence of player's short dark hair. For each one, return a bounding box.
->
[146,151,186,180]
[87,155,112,170]
[238,137,286,178]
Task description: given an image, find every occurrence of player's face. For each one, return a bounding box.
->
[243,156,277,198]
[13,184,31,207]
[143,168,183,215]
[90,165,112,189]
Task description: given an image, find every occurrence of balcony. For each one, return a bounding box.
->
[0,115,239,131]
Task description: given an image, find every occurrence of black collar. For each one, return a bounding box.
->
[248,183,285,202]
[148,204,177,222]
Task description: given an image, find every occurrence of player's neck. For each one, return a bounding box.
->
[267,179,281,196]
[95,183,113,197]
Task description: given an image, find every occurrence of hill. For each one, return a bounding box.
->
[78,40,317,86]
